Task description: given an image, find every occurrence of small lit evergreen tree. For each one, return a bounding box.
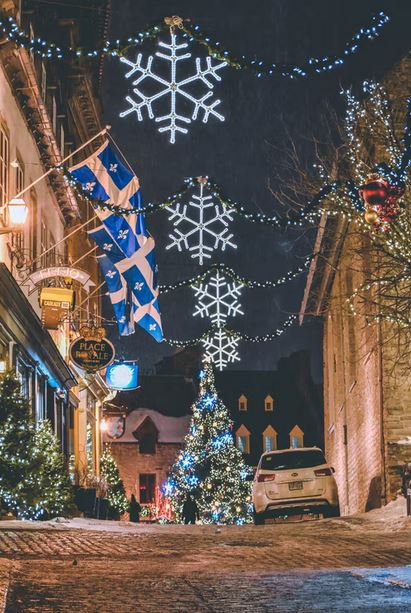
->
[0,373,73,519]
[100,445,129,515]
[166,358,252,524]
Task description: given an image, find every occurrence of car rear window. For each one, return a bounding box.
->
[261,450,327,470]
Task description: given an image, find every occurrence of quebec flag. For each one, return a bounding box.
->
[69,140,163,342]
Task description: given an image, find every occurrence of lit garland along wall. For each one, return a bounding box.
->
[0,10,389,75]
[309,82,411,330]
[164,358,252,524]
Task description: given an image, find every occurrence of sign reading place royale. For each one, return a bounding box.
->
[69,336,115,373]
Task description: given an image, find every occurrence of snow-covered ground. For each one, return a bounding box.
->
[0,494,408,533]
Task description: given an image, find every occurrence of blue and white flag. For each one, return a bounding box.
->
[97,253,134,336]
[69,140,163,341]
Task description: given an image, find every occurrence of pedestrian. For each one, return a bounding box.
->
[129,493,141,523]
[182,493,200,525]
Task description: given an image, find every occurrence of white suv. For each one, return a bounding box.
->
[252,447,339,524]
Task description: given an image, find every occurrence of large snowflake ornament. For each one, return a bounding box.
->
[193,270,243,370]
[202,329,241,371]
[166,181,237,265]
[119,32,227,143]
[193,271,243,326]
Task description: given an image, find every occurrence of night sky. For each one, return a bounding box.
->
[101,0,410,379]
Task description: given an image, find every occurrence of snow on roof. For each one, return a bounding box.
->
[111,408,191,444]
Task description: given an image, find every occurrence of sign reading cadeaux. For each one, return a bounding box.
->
[69,326,115,373]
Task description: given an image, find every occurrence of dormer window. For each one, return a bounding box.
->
[264,395,274,412]
[236,424,250,454]
[263,425,277,452]
[289,425,304,449]
[238,394,248,411]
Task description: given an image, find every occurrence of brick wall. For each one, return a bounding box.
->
[323,231,383,515]
[322,56,411,515]
[110,442,181,503]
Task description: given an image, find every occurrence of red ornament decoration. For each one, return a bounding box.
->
[359,175,389,206]
[359,175,405,228]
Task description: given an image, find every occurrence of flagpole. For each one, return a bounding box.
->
[9,125,111,204]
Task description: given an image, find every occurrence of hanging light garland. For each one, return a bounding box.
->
[164,314,297,347]
[158,258,312,294]
[0,11,389,77]
[65,168,341,228]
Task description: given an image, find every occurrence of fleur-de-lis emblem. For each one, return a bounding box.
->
[85,181,96,192]
[134,282,144,291]
[103,243,113,251]
[109,163,118,173]
[117,229,129,240]
[149,323,157,331]
[106,270,116,279]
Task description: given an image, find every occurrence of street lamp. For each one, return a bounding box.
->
[0,197,28,234]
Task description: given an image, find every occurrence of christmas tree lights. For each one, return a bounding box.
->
[165,359,252,524]
[100,445,129,515]
[0,374,73,520]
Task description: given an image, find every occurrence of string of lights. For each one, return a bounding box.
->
[164,314,297,347]
[158,259,312,294]
[0,11,389,77]
[65,169,341,228]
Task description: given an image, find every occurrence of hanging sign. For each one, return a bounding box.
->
[26,267,95,293]
[69,327,115,373]
[106,362,139,390]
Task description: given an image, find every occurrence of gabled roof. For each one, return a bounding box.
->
[109,409,190,444]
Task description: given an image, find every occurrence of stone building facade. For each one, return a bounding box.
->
[103,409,190,509]
[300,56,411,515]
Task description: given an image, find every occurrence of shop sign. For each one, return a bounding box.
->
[69,335,115,373]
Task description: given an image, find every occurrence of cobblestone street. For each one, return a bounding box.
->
[1,505,411,612]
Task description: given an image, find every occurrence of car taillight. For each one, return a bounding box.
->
[314,468,332,476]
[257,473,276,482]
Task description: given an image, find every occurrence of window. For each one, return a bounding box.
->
[238,394,247,411]
[133,417,158,454]
[264,395,274,412]
[40,215,47,268]
[261,449,326,471]
[12,159,25,254]
[0,125,9,209]
[139,474,156,503]
[235,424,250,454]
[289,425,304,449]
[263,426,277,452]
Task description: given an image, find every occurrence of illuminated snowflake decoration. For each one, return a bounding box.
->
[193,270,243,370]
[202,329,240,371]
[166,181,236,265]
[119,32,227,143]
[193,271,243,326]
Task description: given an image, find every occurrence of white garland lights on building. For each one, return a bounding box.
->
[119,31,227,143]
[166,180,237,264]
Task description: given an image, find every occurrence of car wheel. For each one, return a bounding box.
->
[323,505,340,518]
[253,511,265,525]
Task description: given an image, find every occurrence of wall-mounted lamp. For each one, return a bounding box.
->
[0,197,29,234]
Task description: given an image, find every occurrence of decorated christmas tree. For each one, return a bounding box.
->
[165,358,252,524]
[0,373,73,519]
[100,445,129,515]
